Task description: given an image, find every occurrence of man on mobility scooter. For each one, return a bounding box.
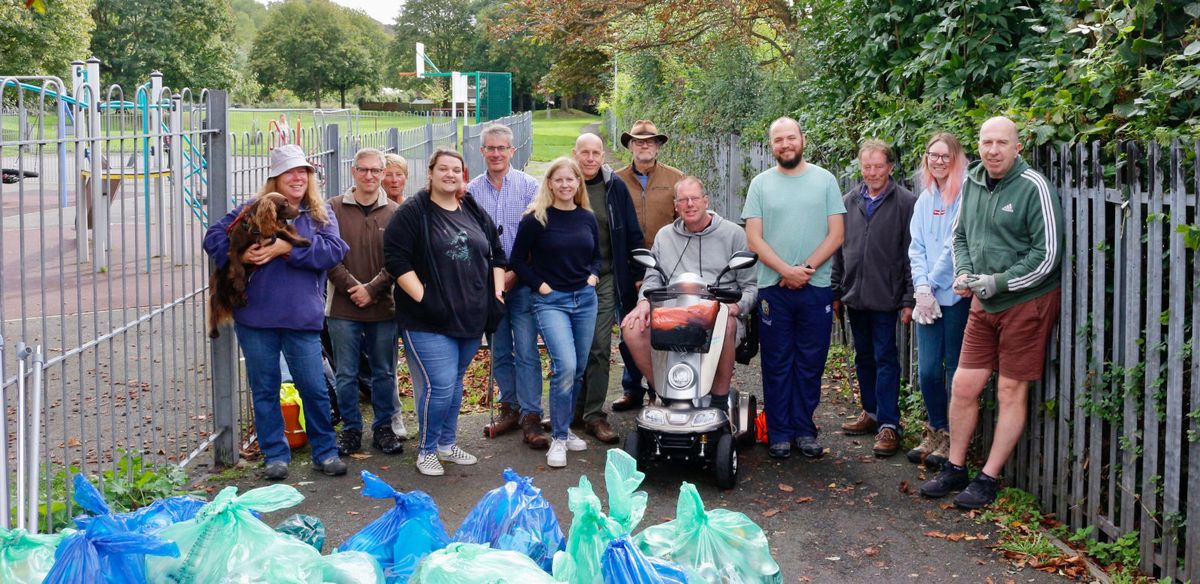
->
[620,176,759,488]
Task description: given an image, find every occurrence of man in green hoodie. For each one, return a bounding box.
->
[919,116,1064,509]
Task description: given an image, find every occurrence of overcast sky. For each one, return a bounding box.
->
[258,0,402,25]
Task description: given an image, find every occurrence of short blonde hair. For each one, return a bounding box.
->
[383,153,408,175]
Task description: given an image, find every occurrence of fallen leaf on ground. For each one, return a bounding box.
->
[795,496,814,504]
[824,556,840,561]
[346,511,359,515]
[761,508,781,518]
[778,483,794,492]
[863,547,880,557]
[939,503,955,510]
[924,530,948,539]
[348,452,372,460]
[66,438,82,447]
[898,480,912,494]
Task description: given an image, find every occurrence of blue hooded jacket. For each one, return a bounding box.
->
[203,201,348,331]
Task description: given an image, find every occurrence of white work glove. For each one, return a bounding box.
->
[953,273,972,292]
[913,285,942,325]
[966,274,999,300]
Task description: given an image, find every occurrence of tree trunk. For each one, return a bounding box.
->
[315,79,322,108]
[340,88,347,109]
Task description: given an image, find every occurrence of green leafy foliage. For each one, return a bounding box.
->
[0,0,93,80]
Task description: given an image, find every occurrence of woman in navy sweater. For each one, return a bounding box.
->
[509,157,601,468]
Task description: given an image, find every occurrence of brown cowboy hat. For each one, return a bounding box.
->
[620,120,669,149]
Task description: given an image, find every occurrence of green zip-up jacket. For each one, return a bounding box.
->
[953,157,1063,313]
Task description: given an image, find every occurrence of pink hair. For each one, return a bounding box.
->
[920,132,967,203]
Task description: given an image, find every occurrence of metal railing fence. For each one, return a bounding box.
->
[462,111,534,179]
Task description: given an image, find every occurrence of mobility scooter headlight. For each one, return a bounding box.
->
[668,364,695,390]
[692,411,719,426]
[642,409,667,424]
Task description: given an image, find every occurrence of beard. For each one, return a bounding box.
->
[775,150,802,169]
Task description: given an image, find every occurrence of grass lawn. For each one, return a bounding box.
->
[225,109,437,138]
[530,110,601,162]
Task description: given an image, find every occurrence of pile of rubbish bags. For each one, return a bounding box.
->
[0,449,781,583]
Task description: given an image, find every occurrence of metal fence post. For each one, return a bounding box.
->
[0,335,8,530]
[325,123,340,199]
[424,120,434,160]
[27,347,43,533]
[207,90,238,468]
[387,127,399,155]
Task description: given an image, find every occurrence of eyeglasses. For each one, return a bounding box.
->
[674,196,704,205]
[482,146,512,153]
[355,166,384,176]
[925,152,951,163]
[631,139,659,147]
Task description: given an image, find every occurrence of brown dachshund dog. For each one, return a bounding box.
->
[208,192,312,338]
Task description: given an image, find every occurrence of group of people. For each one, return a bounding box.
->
[204,112,1063,511]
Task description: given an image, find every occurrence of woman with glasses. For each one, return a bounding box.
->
[508,157,600,469]
[383,148,506,477]
[906,133,970,469]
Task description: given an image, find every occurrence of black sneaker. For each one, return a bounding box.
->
[313,456,348,476]
[954,473,999,509]
[919,464,969,498]
[372,426,404,455]
[795,436,825,459]
[337,429,362,456]
[264,461,289,481]
[768,442,791,459]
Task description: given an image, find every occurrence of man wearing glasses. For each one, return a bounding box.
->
[465,124,545,447]
[326,147,403,456]
[612,120,684,412]
[620,177,756,412]
[831,139,916,458]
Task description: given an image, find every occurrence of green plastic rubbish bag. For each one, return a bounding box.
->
[408,542,560,584]
[145,484,333,583]
[307,550,385,583]
[276,514,327,552]
[0,528,73,584]
[552,449,649,584]
[634,482,782,584]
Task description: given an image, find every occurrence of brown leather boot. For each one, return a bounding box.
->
[585,419,620,444]
[520,413,550,449]
[611,394,644,412]
[840,411,877,435]
[873,427,899,458]
[483,402,520,438]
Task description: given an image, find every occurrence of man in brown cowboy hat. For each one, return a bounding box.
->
[612,120,685,412]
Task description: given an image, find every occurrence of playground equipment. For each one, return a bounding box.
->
[408,42,512,124]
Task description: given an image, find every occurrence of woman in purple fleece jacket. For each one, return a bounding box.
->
[203,145,350,481]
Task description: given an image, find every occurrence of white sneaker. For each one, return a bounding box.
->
[415,452,444,476]
[565,430,587,451]
[547,439,568,468]
[437,444,478,465]
[391,412,408,440]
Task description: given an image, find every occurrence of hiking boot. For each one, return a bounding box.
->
[337,429,362,456]
[313,456,347,477]
[521,413,550,449]
[415,451,445,476]
[484,402,521,437]
[437,444,478,465]
[906,424,936,464]
[795,436,825,459]
[566,430,587,452]
[919,464,970,498]
[585,419,620,444]
[547,439,568,468]
[768,442,792,459]
[840,411,877,435]
[264,461,289,481]
[873,427,900,458]
[372,426,404,455]
[924,428,952,470]
[611,394,644,412]
[954,473,1000,509]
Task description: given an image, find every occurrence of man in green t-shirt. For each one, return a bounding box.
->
[742,117,846,460]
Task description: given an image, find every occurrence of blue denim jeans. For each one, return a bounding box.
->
[492,285,543,417]
[401,329,481,454]
[533,287,598,440]
[235,324,337,464]
[915,300,970,430]
[327,318,398,433]
[847,308,902,430]
[758,285,833,444]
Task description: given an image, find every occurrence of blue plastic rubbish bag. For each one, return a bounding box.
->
[408,542,560,583]
[71,474,205,534]
[145,484,337,583]
[338,470,450,583]
[44,514,178,584]
[0,528,73,584]
[452,468,564,571]
[601,536,690,584]
[634,482,782,584]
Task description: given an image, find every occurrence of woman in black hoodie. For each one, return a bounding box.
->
[383,148,505,477]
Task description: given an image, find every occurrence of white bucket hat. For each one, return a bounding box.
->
[269,144,315,178]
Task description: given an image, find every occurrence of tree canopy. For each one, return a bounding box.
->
[0,0,93,82]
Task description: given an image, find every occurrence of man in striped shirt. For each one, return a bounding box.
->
[919,116,1064,510]
[467,124,546,447]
